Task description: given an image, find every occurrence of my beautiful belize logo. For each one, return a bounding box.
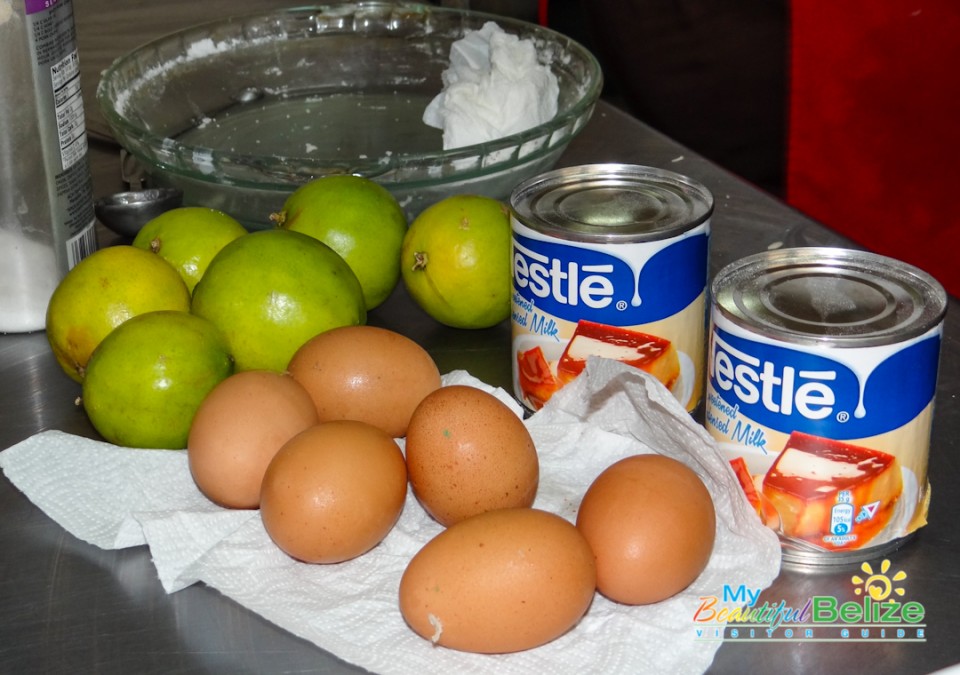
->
[693,559,926,642]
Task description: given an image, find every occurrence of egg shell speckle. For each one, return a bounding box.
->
[259,420,408,563]
[404,384,539,526]
[287,325,441,438]
[187,370,319,509]
[399,507,597,653]
[576,454,716,605]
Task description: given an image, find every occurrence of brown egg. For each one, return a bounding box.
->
[187,370,319,509]
[576,454,716,605]
[399,507,597,653]
[287,325,441,438]
[404,385,538,526]
[260,420,407,563]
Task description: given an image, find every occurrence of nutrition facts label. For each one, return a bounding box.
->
[25,0,96,253]
[50,48,87,171]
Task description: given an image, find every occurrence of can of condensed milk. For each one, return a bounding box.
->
[510,163,713,413]
[706,247,947,565]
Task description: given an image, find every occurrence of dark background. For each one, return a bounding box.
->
[462,0,788,197]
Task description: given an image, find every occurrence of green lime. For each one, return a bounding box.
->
[274,175,407,310]
[133,207,247,293]
[400,195,512,329]
[191,229,366,372]
[46,245,191,382]
[82,310,234,449]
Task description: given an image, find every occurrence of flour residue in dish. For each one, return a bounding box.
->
[109,36,274,116]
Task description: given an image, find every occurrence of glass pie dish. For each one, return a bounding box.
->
[96,2,603,226]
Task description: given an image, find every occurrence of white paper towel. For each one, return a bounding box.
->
[0,359,781,674]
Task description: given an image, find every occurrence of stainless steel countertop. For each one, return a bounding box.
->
[2,2,958,673]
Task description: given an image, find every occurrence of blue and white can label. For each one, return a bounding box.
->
[706,247,947,563]
[510,164,713,413]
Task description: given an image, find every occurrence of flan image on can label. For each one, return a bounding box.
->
[705,247,947,563]
[510,164,712,414]
[511,226,709,413]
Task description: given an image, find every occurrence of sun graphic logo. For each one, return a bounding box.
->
[851,559,908,602]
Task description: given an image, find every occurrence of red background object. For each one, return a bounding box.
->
[786,1,960,297]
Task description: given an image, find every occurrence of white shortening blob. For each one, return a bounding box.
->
[423,21,559,149]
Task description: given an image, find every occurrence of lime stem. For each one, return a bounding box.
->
[413,251,428,271]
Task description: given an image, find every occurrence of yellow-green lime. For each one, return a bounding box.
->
[46,245,192,382]
[132,207,247,293]
[82,310,234,449]
[400,195,512,329]
[191,229,366,372]
[273,175,407,310]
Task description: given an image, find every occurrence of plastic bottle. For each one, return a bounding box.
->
[0,0,96,333]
